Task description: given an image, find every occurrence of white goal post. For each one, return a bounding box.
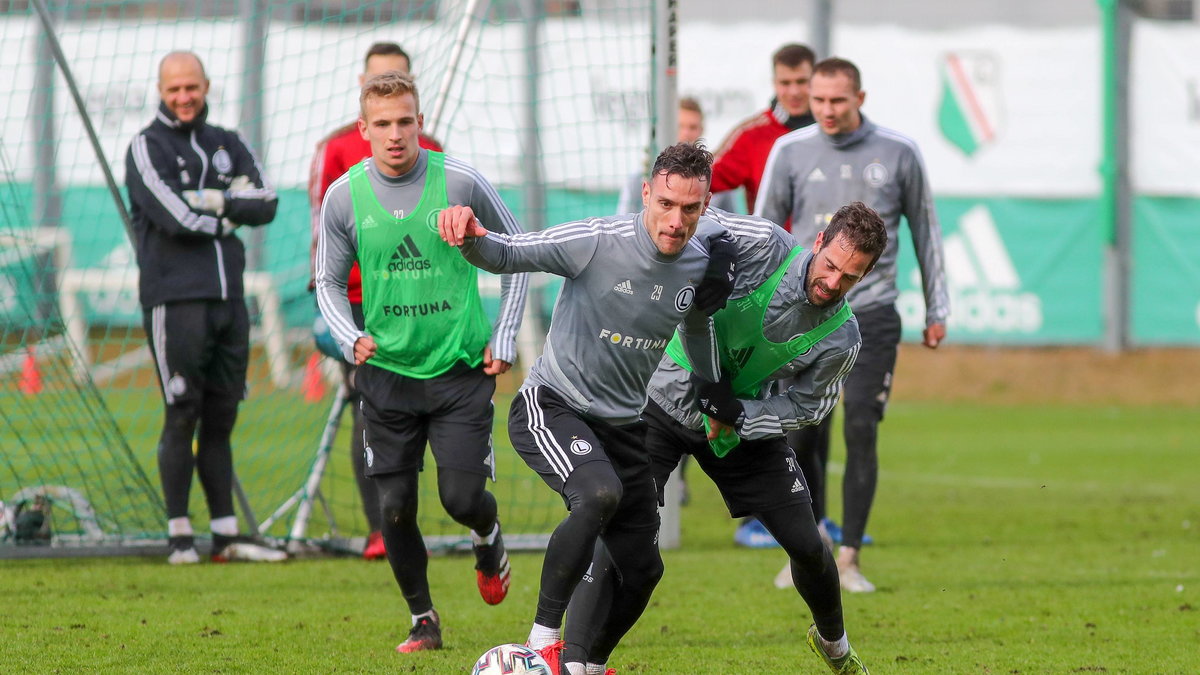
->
[57,266,292,389]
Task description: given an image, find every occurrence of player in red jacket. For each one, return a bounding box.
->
[710,43,816,220]
[308,42,443,560]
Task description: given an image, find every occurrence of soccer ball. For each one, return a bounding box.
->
[471,643,552,675]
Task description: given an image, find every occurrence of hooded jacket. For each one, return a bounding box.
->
[125,101,277,307]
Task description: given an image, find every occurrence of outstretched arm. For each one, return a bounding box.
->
[442,205,603,279]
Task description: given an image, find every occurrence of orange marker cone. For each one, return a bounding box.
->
[302,352,326,402]
[19,346,42,395]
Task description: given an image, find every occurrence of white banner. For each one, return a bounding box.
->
[0,16,1126,198]
[1130,21,1200,196]
[681,22,1103,197]
[0,15,652,192]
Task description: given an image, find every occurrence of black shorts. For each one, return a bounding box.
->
[143,299,249,405]
[644,401,810,519]
[355,361,496,478]
[508,385,658,533]
[842,304,902,424]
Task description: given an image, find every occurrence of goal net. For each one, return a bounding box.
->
[0,0,661,556]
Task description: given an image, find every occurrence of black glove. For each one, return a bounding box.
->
[695,374,744,427]
[693,231,737,316]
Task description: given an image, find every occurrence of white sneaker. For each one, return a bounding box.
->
[837,561,876,593]
[167,547,200,565]
[212,540,288,563]
[167,535,200,564]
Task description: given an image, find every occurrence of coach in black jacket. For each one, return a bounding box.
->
[125,50,281,564]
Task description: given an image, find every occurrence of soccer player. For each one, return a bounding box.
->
[616,97,735,215]
[563,202,884,675]
[757,57,950,592]
[125,51,284,565]
[308,41,444,562]
[709,43,817,218]
[437,142,737,674]
[708,43,819,549]
[315,70,528,653]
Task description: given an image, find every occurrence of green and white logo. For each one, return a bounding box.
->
[938,51,1002,157]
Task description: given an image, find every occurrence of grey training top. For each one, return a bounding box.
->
[459,212,726,426]
[315,150,528,364]
[648,208,862,438]
[616,171,737,215]
[755,115,950,326]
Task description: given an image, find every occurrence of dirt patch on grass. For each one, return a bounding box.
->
[892,344,1200,406]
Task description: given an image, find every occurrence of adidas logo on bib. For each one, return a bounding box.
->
[613,279,634,295]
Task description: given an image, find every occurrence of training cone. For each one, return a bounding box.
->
[19,347,42,395]
[302,352,326,402]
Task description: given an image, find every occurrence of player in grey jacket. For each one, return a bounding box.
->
[563,203,885,675]
[315,72,527,654]
[439,143,737,674]
[756,57,950,593]
[647,208,865,436]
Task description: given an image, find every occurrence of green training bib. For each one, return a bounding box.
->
[353,153,491,378]
[666,246,852,456]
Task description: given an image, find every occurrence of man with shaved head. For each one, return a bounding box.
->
[126,50,282,565]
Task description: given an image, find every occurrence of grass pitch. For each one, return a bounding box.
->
[1,401,1196,673]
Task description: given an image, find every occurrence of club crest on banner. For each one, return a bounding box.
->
[937,51,1003,157]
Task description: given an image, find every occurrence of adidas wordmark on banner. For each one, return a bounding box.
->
[899,205,1041,334]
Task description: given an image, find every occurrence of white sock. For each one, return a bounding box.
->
[585,663,608,674]
[210,516,238,537]
[527,623,560,649]
[819,631,850,659]
[471,522,499,546]
[564,663,587,675]
[411,609,436,627]
[167,517,193,537]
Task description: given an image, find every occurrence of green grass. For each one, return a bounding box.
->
[2,401,1197,673]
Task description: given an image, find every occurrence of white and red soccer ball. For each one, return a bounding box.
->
[471,643,552,675]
